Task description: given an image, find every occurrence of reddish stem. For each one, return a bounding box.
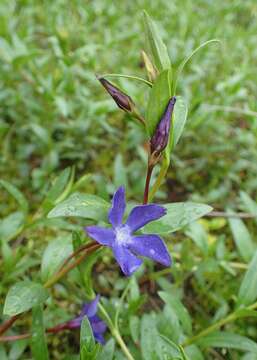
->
[143,164,153,204]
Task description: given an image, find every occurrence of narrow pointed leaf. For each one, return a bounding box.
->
[31,305,49,360]
[238,250,257,306]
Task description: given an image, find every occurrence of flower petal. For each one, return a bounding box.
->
[126,204,166,232]
[108,186,126,227]
[112,244,142,276]
[86,226,115,246]
[80,295,100,318]
[94,333,105,344]
[129,235,171,267]
[91,316,107,334]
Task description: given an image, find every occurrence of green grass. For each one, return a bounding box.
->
[0,0,257,359]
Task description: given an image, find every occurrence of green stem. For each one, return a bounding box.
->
[183,301,257,347]
[148,158,169,202]
[101,73,152,87]
[98,303,135,360]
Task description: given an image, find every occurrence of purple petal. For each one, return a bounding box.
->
[80,295,100,318]
[126,204,166,232]
[108,186,126,227]
[112,244,142,276]
[86,226,115,246]
[94,333,105,344]
[129,235,171,267]
[91,316,107,334]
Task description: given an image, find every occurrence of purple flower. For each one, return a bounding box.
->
[86,187,171,276]
[97,76,135,113]
[51,295,106,344]
[150,96,176,155]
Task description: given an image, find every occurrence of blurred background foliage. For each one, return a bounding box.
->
[0,0,257,359]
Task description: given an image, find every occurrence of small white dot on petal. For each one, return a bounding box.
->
[150,249,155,255]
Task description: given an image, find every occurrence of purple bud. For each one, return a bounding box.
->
[150,96,176,155]
[97,76,135,113]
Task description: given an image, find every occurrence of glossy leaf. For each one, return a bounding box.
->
[197,331,257,353]
[159,291,192,335]
[31,305,49,360]
[142,202,212,235]
[146,69,171,136]
[0,211,24,242]
[168,96,188,152]
[228,212,255,262]
[47,192,109,221]
[41,235,73,282]
[0,179,29,214]
[143,11,171,72]
[238,250,257,306]
[3,281,49,316]
[97,339,115,360]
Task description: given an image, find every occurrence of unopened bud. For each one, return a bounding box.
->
[97,76,135,113]
[150,96,176,155]
[141,51,158,82]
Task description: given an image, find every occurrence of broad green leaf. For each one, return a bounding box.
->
[240,191,257,225]
[114,153,127,188]
[129,315,140,343]
[238,250,257,306]
[228,211,255,262]
[9,339,28,360]
[41,235,73,282]
[185,345,204,360]
[169,96,188,152]
[97,339,115,360]
[3,281,49,316]
[143,11,171,72]
[0,212,24,242]
[0,179,29,214]
[141,314,161,360]
[186,221,208,256]
[146,69,171,136]
[142,202,212,235]
[159,291,192,335]
[42,167,74,212]
[31,305,49,360]
[197,331,257,353]
[47,192,109,221]
[80,317,100,360]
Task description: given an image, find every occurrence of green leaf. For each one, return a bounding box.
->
[238,250,257,306]
[0,179,29,214]
[42,167,74,212]
[129,315,140,343]
[228,212,255,262]
[159,291,192,335]
[0,212,24,242]
[41,235,73,282]
[143,11,171,72]
[169,96,188,152]
[3,281,49,316]
[141,314,161,360]
[185,345,204,360]
[146,69,171,136]
[30,305,49,360]
[80,317,100,360]
[47,192,109,221]
[197,331,257,353]
[97,339,115,360]
[240,191,257,225]
[185,222,208,256]
[142,202,213,235]
[114,153,127,188]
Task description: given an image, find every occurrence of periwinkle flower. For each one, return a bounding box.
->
[51,295,106,344]
[86,187,171,276]
[97,76,135,113]
[150,96,176,155]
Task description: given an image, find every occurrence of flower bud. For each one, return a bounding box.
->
[141,50,158,82]
[97,76,135,113]
[150,96,176,155]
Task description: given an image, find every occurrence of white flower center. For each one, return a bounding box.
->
[115,225,131,246]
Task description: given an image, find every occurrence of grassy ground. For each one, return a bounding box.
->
[0,0,257,359]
